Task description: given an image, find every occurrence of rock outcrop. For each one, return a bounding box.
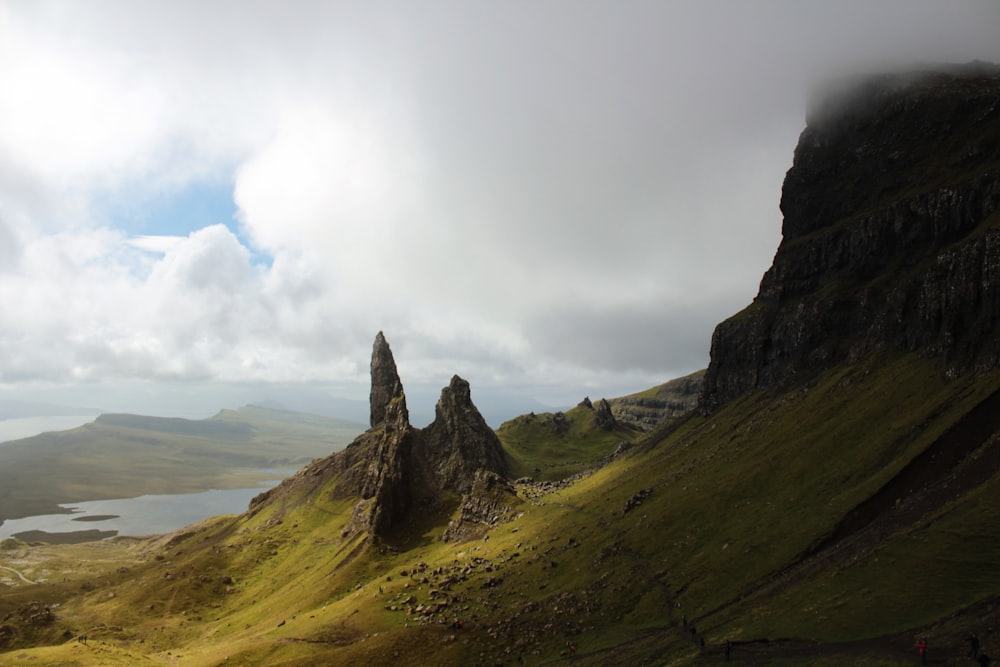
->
[419,375,509,493]
[702,64,1000,410]
[255,333,513,538]
[608,370,704,430]
[442,469,521,542]
[330,333,416,535]
[593,398,617,431]
[369,331,404,427]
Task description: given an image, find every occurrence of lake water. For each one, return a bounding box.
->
[0,480,284,542]
[0,416,98,443]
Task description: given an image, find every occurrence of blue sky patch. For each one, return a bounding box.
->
[109,180,237,236]
[101,180,272,266]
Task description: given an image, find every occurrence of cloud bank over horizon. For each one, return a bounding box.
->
[2,1,1000,416]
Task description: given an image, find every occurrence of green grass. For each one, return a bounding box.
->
[3,353,1000,666]
[498,404,640,479]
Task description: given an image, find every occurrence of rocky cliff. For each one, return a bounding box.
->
[608,370,704,430]
[702,64,1000,410]
[369,331,404,427]
[252,333,509,537]
[418,375,509,492]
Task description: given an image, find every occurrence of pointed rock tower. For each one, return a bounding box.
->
[370,331,406,428]
[249,332,514,540]
[419,375,509,493]
[594,398,618,431]
[343,332,414,535]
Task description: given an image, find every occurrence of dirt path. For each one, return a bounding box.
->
[0,564,37,584]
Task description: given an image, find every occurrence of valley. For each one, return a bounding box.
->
[0,406,363,542]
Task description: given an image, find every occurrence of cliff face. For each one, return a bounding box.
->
[608,370,704,430]
[702,65,1000,410]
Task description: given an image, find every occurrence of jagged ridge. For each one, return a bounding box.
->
[251,332,509,537]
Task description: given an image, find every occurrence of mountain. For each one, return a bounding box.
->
[703,63,1000,410]
[3,64,1000,666]
[0,399,101,420]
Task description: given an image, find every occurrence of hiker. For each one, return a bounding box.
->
[916,637,927,665]
[725,640,733,661]
[969,634,981,657]
[690,625,697,640]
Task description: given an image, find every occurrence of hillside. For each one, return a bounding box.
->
[2,64,1000,666]
[497,397,641,480]
[607,370,704,430]
[0,406,364,524]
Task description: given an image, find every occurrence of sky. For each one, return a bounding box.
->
[1,1,1000,425]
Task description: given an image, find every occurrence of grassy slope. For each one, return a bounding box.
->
[2,354,1000,665]
[0,406,364,521]
[497,404,640,480]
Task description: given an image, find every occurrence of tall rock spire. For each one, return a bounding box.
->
[369,331,407,428]
[253,333,510,540]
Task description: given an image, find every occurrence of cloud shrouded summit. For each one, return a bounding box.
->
[1,1,999,415]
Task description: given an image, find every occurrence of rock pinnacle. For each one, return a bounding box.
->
[369,331,406,428]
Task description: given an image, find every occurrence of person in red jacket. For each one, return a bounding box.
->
[916,637,928,665]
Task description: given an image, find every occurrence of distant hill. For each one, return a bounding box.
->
[0,399,101,420]
[606,369,704,430]
[0,405,364,523]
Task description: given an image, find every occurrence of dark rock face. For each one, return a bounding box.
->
[593,398,617,431]
[258,333,512,538]
[702,65,1000,410]
[419,375,509,492]
[370,331,406,428]
[344,393,415,536]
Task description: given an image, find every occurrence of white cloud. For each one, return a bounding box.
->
[126,235,184,254]
[1,1,1000,416]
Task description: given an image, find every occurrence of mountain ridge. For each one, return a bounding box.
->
[702,63,1000,410]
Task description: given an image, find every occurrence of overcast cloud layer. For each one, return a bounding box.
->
[2,1,1000,419]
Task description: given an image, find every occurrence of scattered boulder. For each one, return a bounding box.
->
[443,470,522,542]
[4,601,55,627]
[622,488,653,514]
